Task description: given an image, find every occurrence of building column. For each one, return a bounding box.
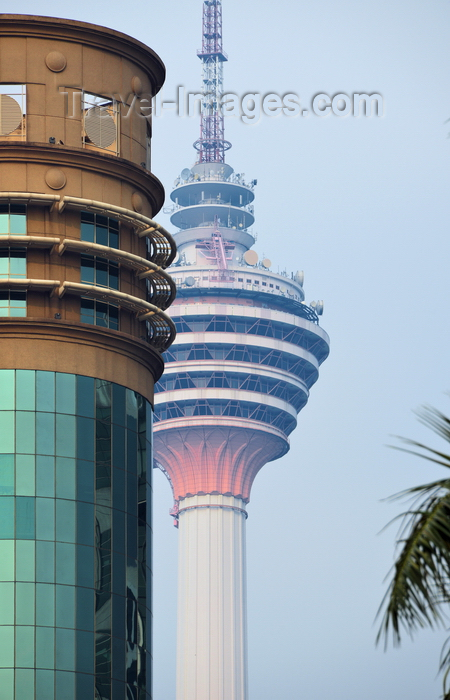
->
[176,494,248,700]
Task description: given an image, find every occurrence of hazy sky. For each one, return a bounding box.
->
[3,1,450,698]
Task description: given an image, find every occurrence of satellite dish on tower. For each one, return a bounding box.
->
[243,250,258,266]
[294,270,304,286]
[181,168,191,181]
[185,276,195,287]
[261,258,272,269]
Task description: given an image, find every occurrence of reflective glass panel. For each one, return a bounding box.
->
[56,457,76,500]
[36,371,55,412]
[16,496,35,539]
[36,669,55,700]
[56,629,75,672]
[0,626,13,667]
[36,541,54,584]
[15,582,35,625]
[0,497,14,538]
[36,626,55,668]
[56,584,75,628]
[56,414,76,458]
[15,669,35,697]
[15,454,35,496]
[0,454,14,495]
[0,582,14,624]
[55,670,75,700]
[16,369,35,410]
[15,626,35,668]
[0,670,14,698]
[0,370,14,409]
[36,583,55,627]
[36,455,55,497]
[36,497,55,541]
[56,499,76,543]
[56,373,76,415]
[16,540,35,581]
[36,412,55,456]
[0,412,14,453]
[16,410,35,453]
[56,542,75,585]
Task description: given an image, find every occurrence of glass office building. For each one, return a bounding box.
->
[0,15,176,700]
[0,371,151,699]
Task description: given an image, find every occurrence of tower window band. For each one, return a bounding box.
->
[0,204,26,235]
[81,212,119,249]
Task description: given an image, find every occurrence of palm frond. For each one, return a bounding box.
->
[377,488,450,646]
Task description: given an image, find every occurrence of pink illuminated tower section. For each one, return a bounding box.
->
[153,2,330,699]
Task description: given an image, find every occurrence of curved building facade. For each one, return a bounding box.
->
[0,15,175,700]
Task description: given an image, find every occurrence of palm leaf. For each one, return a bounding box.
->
[378,403,450,698]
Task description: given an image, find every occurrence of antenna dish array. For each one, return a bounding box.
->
[261,258,271,269]
[294,270,304,286]
[181,168,191,181]
[310,300,324,315]
[243,250,258,266]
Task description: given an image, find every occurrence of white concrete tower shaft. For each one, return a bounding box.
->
[177,495,248,700]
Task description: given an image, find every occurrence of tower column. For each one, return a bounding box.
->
[176,494,248,700]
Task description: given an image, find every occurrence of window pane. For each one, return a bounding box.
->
[55,542,75,585]
[16,369,35,410]
[0,583,14,624]
[56,499,76,543]
[15,540,35,582]
[76,375,94,418]
[15,626,35,668]
[0,371,14,410]
[36,497,55,541]
[36,456,55,497]
[80,221,94,242]
[10,214,26,234]
[0,454,14,495]
[16,496,35,539]
[56,457,75,500]
[56,629,75,671]
[36,583,55,627]
[36,412,55,456]
[0,412,14,452]
[56,414,76,457]
[36,541,54,584]
[0,627,14,667]
[15,669,35,696]
[15,454,35,496]
[56,584,75,629]
[56,373,76,415]
[36,371,55,412]
[36,626,55,669]
[0,214,8,234]
[36,669,55,700]
[16,411,35,453]
[15,582,35,625]
[0,497,14,538]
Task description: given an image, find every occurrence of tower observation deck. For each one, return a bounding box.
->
[153,2,330,699]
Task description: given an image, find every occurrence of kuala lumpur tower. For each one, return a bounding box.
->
[153,2,330,698]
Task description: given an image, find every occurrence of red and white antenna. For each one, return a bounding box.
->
[193,0,232,163]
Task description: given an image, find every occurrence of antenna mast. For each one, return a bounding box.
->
[194,0,232,163]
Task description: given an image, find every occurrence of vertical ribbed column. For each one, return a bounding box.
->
[176,494,248,700]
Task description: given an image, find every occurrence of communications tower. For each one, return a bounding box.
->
[153,2,330,699]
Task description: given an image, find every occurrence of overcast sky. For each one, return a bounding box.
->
[3,1,450,698]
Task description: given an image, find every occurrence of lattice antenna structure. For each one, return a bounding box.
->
[193,0,232,163]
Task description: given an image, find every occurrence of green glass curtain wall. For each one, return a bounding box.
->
[0,370,152,700]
